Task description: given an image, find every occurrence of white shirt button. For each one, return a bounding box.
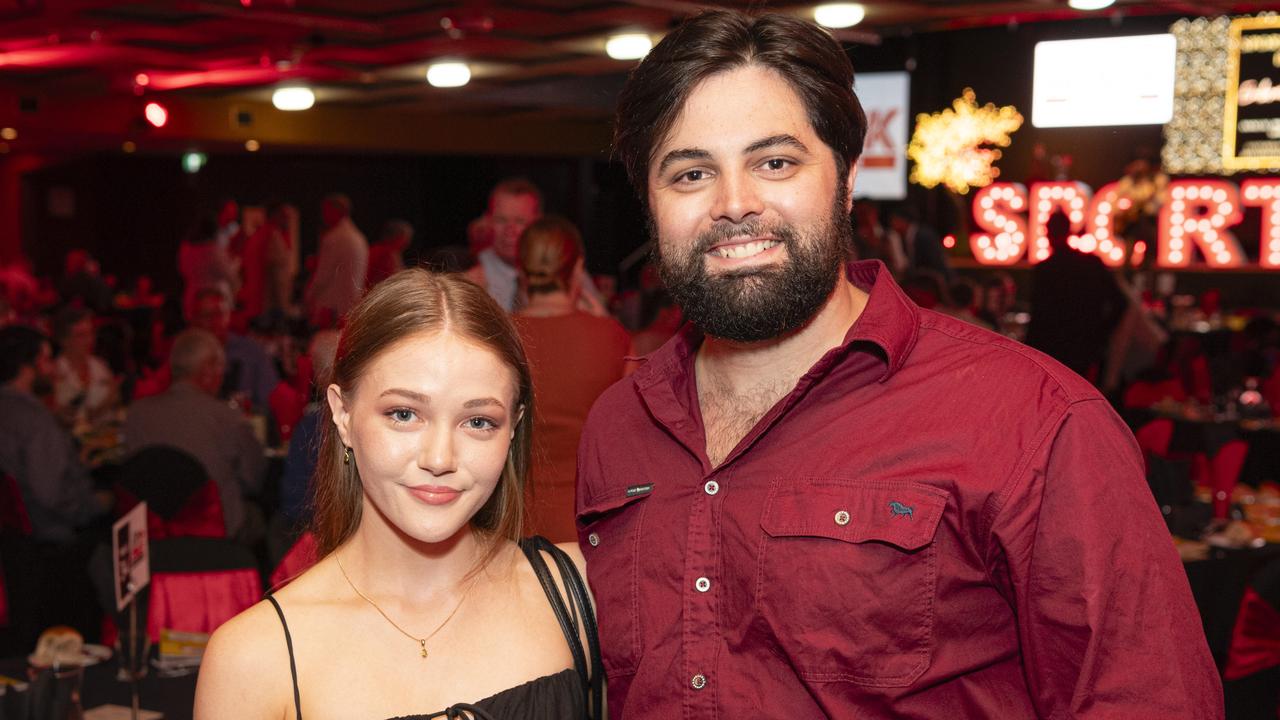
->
[587,532,600,547]
[703,480,719,496]
[834,510,851,526]
[691,673,707,690]
[695,577,711,592]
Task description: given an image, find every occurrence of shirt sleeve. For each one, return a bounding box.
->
[988,398,1222,718]
[24,412,100,529]
[231,410,267,496]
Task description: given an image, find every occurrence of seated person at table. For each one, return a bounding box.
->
[0,325,111,648]
[195,270,599,720]
[125,328,266,543]
[0,325,109,542]
[189,285,280,412]
[51,305,121,429]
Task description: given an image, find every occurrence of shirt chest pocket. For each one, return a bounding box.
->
[753,478,948,687]
[578,489,651,676]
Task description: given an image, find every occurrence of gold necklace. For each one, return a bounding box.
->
[335,553,477,659]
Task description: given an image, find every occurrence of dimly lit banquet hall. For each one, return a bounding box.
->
[1,0,1279,718]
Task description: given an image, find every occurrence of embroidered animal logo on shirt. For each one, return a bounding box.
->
[888,501,914,519]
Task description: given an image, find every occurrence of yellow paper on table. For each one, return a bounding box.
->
[158,628,209,660]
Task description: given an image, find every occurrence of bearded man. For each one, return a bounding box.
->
[575,10,1221,718]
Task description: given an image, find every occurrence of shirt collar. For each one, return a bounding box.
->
[633,259,919,389]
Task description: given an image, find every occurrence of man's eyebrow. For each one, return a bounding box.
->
[463,397,506,410]
[656,148,712,176]
[744,134,810,156]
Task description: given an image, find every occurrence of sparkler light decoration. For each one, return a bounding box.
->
[907,88,1023,194]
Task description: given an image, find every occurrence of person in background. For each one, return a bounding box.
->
[469,178,544,312]
[583,9,1220,717]
[278,329,340,530]
[179,215,241,320]
[887,203,953,282]
[940,278,992,330]
[1027,211,1128,383]
[51,305,120,428]
[189,285,280,413]
[58,250,114,314]
[262,203,300,327]
[0,325,111,649]
[513,216,631,542]
[125,328,267,543]
[977,271,1017,331]
[305,193,368,327]
[366,219,413,288]
[194,270,599,719]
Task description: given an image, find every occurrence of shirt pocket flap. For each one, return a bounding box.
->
[761,479,947,551]
[577,486,651,525]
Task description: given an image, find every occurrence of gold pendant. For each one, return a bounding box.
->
[420,640,428,658]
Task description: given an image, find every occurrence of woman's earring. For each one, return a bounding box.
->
[344,446,352,465]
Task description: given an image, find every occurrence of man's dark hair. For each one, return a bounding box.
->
[1046,211,1072,250]
[0,325,47,385]
[614,10,867,201]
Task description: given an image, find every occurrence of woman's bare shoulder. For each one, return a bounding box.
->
[194,601,292,720]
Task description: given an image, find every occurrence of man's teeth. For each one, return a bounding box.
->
[713,239,779,259]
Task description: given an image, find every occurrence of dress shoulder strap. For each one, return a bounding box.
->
[518,536,603,720]
[264,593,303,720]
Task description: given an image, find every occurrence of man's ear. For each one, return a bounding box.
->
[327,384,353,447]
[844,162,859,214]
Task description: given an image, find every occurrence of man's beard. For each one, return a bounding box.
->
[654,195,853,343]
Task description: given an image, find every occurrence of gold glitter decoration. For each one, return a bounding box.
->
[907,88,1023,195]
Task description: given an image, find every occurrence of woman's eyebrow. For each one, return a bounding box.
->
[464,397,506,410]
[380,388,429,402]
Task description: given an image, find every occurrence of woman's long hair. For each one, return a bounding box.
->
[309,269,534,565]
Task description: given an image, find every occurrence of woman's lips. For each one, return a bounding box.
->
[406,485,463,505]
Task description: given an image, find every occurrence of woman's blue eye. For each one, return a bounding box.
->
[391,409,414,423]
[467,417,497,431]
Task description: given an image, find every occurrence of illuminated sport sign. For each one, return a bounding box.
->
[969,179,1280,269]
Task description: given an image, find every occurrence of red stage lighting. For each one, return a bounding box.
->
[144,101,168,128]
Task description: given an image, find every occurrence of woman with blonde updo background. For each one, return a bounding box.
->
[513,216,631,543]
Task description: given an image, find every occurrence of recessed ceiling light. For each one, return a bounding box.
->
[814,3,866,29]
[0,127,16,141]
[272,86,315,111]
[606,33,652,60]
[1068,0,1116,9]
[245,139,260,152]
[427,62,471,88]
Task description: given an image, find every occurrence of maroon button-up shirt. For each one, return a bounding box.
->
[576,261,1221,718]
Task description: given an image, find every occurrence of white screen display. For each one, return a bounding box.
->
[1032,34,1176,128]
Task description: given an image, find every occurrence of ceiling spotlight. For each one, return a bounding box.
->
[427,62,471,88]
[245,139,260,152]
[122,140,136,153]
[0,127,15,141]
[814,3,866,29]
[606,33,652,60]
[1067,0,1115,9]
[272,86,315,111]
[143,102,168,128]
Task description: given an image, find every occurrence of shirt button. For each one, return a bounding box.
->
[587,532,600,547]
[703,480,719,496]
[695,577,711,592]
[834,510,851,526]
[690,673,707,690]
